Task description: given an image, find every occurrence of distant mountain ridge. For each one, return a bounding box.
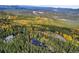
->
[0,5,79,14]
[0,5,79,22]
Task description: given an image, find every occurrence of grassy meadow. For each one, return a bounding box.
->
[0,8,79,53]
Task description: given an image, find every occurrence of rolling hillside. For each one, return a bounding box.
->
[0,5,79,53]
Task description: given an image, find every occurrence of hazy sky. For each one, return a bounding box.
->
[0,0,79,8]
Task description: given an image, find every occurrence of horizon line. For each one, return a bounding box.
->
[0,5,79,9]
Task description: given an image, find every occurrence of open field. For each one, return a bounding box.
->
[0,6,79,53]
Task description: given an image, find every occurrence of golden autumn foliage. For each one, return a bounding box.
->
[63,34,73,41]
[13,20,32,25]
[8,16,17,19]
[0,24,11,29]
